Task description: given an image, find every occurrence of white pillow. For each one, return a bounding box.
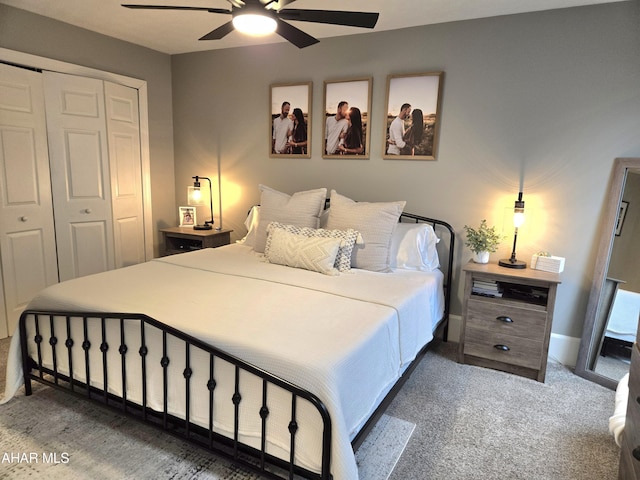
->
[325,190,406,273]
[237,205,260,247]
[265,221,362,272]
[254,185,327,253]
[390,223,440,271]
[265,228,341,275]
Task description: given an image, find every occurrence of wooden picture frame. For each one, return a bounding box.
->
[383,72,444,160]
[322,77,372,159]
[179,206,196,227]
[270,82,312,158]
[615,200,629,236]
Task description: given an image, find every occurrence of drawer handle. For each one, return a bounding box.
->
[494,344,510,352]
[633,446,640,462]
[636,396,640,406]
[496,316,514,323]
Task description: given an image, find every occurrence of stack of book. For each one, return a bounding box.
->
[472,279,503,297]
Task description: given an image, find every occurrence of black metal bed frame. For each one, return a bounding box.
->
[18,213,454,480]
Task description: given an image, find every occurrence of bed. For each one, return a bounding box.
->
[2,187,454,480]
[601,288,640,358]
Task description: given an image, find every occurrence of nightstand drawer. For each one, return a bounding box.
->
[466,298,547,341]
[463,327,544,370]
[160,227,232,256]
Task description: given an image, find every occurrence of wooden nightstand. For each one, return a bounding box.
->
[160,227,233,256]
[458,262,561,382]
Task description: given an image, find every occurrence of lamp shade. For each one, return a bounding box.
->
[232,13,277,36]
[189,176,214,230]
[499,191,526,269]
[187,186,205,206]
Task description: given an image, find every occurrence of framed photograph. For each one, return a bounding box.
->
[383,72,444,160]
[322,77,372,159]
[615,201,629,236]
[270,82,312,158]
[179,206,196,227]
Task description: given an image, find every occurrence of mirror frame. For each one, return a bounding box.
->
[575,157,640,389]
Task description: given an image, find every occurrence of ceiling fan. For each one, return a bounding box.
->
[122,0,380,49]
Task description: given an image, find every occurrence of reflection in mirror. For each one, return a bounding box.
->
[575,158,640,390]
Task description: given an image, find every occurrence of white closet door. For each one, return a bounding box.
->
[104,81,145,268]
[43,71,115,282]
[0,63,59,337]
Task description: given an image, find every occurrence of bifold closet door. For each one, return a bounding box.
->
[104,81,146,268]
[0,64,59,337]
[43,71,116,282]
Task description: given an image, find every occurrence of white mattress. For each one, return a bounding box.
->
[2,243,444,480]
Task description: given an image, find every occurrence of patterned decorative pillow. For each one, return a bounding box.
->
[325,190,406,273]
[253,185,327,253]
[265,228,342,275]
[266,222,361,272]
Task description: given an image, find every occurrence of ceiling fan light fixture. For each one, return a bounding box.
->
[232,13,277,36]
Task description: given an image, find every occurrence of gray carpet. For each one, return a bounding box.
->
[386,342,620,480]
[0,337,621,479]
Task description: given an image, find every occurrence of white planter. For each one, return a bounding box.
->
[473,251,490,264]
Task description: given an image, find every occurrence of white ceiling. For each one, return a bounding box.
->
[0,0,625,54]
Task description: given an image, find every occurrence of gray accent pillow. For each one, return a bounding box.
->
[253,185,327,253]
[325,190,405,272]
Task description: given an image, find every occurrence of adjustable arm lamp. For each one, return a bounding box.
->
[189,176,214,230]
[499,191,526,269]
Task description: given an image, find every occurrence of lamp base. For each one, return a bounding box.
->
[499,258,526,269]
[193,224,213,230]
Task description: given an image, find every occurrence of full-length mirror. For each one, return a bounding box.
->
[576,158,640,390]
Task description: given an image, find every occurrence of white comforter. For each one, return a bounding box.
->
[2,243,444,480]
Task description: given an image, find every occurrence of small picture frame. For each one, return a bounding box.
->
[615,201,629,236]
[270,82,312,158]
[383,72,444,160]
[322,77,372,158]
[179,206,196,227]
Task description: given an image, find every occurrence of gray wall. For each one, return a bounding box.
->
[1,3,639,339]
[0,4,176,256]
[171,1,640,338]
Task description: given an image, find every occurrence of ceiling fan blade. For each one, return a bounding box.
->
[199,20,235,40]
[263,0,298,10]
[275,18,319,49]
[122,4,231,14]
[278,9,379,29]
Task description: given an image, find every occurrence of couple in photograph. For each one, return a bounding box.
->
[272,101,307,154]
[387,103,424,156]
[325,101,364,155]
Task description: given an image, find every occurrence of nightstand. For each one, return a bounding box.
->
[160,227,233,256]
[458,262,561,382]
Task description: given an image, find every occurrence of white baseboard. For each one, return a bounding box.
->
[548,333,581,367]
[446,314,581,368]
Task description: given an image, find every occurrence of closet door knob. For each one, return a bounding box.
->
[20,216,28,222]
[84,208,92,214]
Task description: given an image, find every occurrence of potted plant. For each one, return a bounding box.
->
[463,220,503,264]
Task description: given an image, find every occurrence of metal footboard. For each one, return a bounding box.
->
[19,310,332,480]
